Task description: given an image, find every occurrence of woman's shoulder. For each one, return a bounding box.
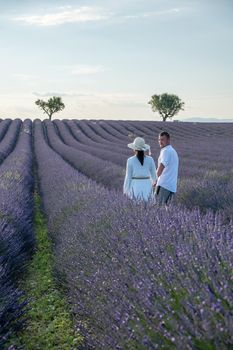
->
[127,155,136,162]
[145,155,155,162]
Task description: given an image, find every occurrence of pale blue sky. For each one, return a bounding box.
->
[0,0,233,120]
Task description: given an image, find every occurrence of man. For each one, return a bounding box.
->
[154,131,179,205]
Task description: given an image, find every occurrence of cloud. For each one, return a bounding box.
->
[56,6,73,11]
[32,91,147,107]
[70,65,106,75]
[11,5,187,27]
[145,8,181,16]
[12,73,35,81]
[33,92,69,97]
[94,92,145,105]
[123,8,182,20]
[12,6,113,26]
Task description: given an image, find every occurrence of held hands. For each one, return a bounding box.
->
[152,181,157,193]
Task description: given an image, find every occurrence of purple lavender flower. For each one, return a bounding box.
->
[34,119,233,349]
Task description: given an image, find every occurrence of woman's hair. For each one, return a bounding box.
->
[137,150,144,165]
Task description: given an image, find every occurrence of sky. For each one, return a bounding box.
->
[0,0,233,120]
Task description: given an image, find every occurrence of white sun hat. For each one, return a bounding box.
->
[127,137,151,155]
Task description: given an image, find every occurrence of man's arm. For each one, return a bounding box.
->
[157,163,165,177]
[153,163,165,190]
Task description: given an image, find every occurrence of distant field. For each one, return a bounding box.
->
[1,119,233,349]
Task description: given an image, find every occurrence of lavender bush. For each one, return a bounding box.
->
[176,170,233,221]
[85,119,127,144]
[0,119,11,142]
[74,119,121,145]
[0,118,232,348]
[0,119,21,164]
[43,120,125,189]
[0,120,34,348]
[61,120,233,179]
[95,120,129,141]
[65,120,130,156]
[34,119,233,349]
[76,119,141,153]
[67,120,131,155]
[44,120,233,217]
[54,119,129,166]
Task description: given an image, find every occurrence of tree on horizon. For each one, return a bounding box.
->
[35,96,65,120]
[148,93,184,121]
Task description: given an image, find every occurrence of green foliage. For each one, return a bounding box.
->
[148,93,184,121]
[8,193,83,349]
[35,96,65,120]
[193,339,217,350]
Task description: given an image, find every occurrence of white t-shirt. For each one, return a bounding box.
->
[157,145,179,193]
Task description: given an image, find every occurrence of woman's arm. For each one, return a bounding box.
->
[150,158,157,186]
[123,159,133,195]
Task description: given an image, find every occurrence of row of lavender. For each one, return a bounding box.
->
[0,119,21,164]
[0,120,34,348]
[44,119,233,183]
[43,120,233,219]
[34,119,233,349]
[84,120,233,215]
[64,119,233,169]
[0,118,232,347]
[53,119,232,168]
[73,119,233,177]
[82,119,233,216]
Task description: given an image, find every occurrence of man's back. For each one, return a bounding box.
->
[157,145,179,193]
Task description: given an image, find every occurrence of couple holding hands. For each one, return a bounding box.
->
[123,131,179,205]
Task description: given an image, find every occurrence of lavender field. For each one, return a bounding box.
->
[1,119,233,349]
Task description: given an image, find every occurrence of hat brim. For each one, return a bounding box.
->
[127,143,150,151]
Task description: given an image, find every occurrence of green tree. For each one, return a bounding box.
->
[35,96,65,120]
[148,93,184,121]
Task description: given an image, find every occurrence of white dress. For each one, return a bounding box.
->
[123,155,157,202]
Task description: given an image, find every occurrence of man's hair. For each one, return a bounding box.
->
[159,131,170,139]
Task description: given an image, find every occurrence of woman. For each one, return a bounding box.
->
[123,137,157,201]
